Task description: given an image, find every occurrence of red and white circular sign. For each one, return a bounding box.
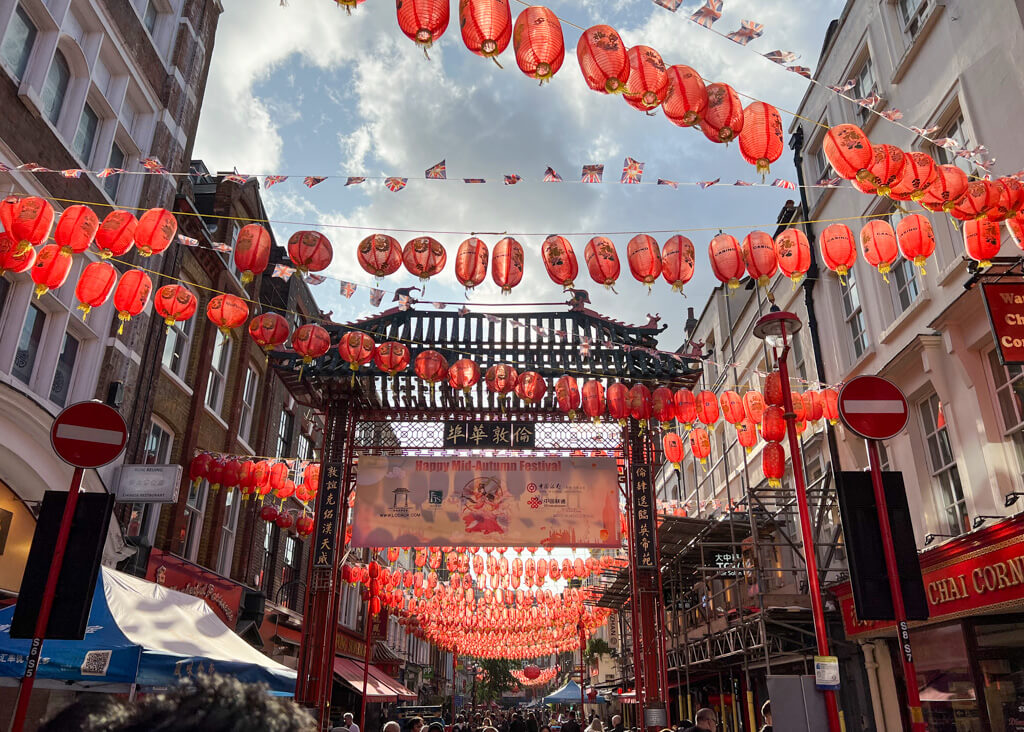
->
[50,401,128,468]
[838,376,908,441]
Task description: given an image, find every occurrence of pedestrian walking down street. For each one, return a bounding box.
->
[759,701,773,732]
[681,708,717,732]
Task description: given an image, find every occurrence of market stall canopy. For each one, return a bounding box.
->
[0,567,296,694]
[333,657,416,702]
[544,679,587,704]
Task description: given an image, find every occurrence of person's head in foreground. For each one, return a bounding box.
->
[693,708,718,730]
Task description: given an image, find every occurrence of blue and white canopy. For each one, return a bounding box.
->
[0,567,296,694]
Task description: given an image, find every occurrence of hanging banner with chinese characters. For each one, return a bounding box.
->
[443,421,536,449]
[350,455,621,548]
[630,463,658,569]
[313,462,345,568]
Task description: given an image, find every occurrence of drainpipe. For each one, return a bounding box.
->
[860,642,889,732]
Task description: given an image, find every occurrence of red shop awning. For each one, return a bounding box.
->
[333,657,417,702]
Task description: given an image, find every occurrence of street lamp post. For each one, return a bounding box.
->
[753,310,842,732]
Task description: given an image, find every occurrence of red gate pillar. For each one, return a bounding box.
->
[625,421,670,732]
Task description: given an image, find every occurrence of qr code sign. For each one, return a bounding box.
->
[81,650,111,676]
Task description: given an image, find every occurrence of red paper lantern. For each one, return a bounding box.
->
[896,214,936,274]
[134,208,176,256]
[288,231,333,273]
[29,244,71,298]
[860,220,899,279]
[515,371,547,404]
[790,392,806,422]
[674,388,697,428]
[206,294,249,335]
[889,151,937,202]
[858,144,905,196]
[234,224,272,283]
[54,205,99,257]
[764,371,784,406]
[663,432,685,470]
[662,64,707,128]
[404,236,447,281]
[555,375,581,417]
[358,233,403,278]
[1008,215,1024,251]
[95,210,137,258]
[338,332,376,372]
[661,235,695,293]
[773,228,811,284]
[0,232,36,275]
[581,380,605,420]
[819,223,857,281]
[652,386,675,426]
[761,406,785,443]
[249,313,290,352]
[542,235,577,288]
[739,102,784,177]
[623,45,668,111]
[762,442,785,487]
[742,230,777,287]
[397,0,450,52]
[803,390,824,422]
[486,364,518,394]
[627,384,652,421]
[963,218,1001,269]
[415,349,449,385]
[822,388,840,424]
[822,124,873,181]
[206,457,228,492]
[153,284,197,328]
[699,82,743,144]
[374,341,411,376]
[455,237,489,290]
[296,515,315,537]
[584,236,620,289]
[689,428,711,465]
[576,25,629,94]
[952,179,999,222]
[719,390,745,425]
[7,196,54,252]
[260,504,279,523]
[743,390,766,425]
[696,390,719,426]
[606,382,629,423]
[627,234,661,287]
[113,269,153,333]
[492,237,524,293]
[919,164,969,213]
[736,419,758,453]
[75,261,117,318]
[292,324,331,364]
[189,453,212,488]
[512,6,564,82]
[709,233,744,289]
[460,0,512,60]
[991,177,1024,223]
[449,359,481,393]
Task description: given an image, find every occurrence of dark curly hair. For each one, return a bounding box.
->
[39,674,314,732]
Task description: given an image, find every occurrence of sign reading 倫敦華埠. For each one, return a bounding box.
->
[349,455,621,548]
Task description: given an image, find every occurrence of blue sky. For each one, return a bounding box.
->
[193,0,845,347]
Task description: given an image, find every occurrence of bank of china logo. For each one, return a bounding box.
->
[527,496,542,509]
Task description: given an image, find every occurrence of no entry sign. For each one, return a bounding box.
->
[838,376,908,441]
[50,401,128,469]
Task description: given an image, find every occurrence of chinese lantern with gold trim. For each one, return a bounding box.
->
[515,371,547,404]
[889,151,937,202]
[663,432,684,471]
[762,442,785,487]
[581,380,605,421]
[854,144,905,197]
[576,25,629,94]
[803,390,824,422]
[492,237,524,293]
[627,384,652,421]
[248,313,291,352]
[761,406,785,443]
[991,177,1024,223]
[963,218,1001,269]
[30,244,71,298]
[739,102,784,177]
[1009,215,1024,251]
[627,234,661,289]
[289,231,333,273]
[606,382,629,424]
[919,164,969,213]
[623,45,668,111]
[860,220,899,281]
[700,82,743,144]
[822,124,873,182]
[486,364,518,395]
[952,179,1000,222]
[896,213,936,275]
[696,390,719,426]
[689,428,711,466]
[338,332,376,380]
[358,233,403,278]
[764,371,784,406]
[661,235,695,294]
[456,237,489,290]
[95,210,137,258]
[404,236,447,282]
[6,196,54,254]
[54,205,99,257]
[741,230,777,288]
[790,392,806,422]
[743,390,766,425]
[292,324,331,364]
[460,0,513,63]
[773,228,811,285]
[75,261,117,319]
[114,269,153,334]
[736,419,758,453]
[449,359,481,393]
[555,375,581,418]
[652,386,675,427]
[822,388,840,425]
[397,0,450,54]
[674,388,697,428]
[512,6,564,83]
[153,284,197,330]
[709,233,744,289]
[719,390,745,425]
[0,233,36,275]
[542,235,578,289]
[584,236,620,289]
[135,208,176,256]
[233,224,272,283]
[415,349,450,388]
[663,64,707,128]
[374,341,411,377]
[819,223,857,283]
[206,294,249,336]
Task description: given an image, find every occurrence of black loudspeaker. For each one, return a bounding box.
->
[11,491,115,640]
[835,471,929,621]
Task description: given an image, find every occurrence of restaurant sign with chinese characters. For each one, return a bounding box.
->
[313,462,345,568]
[630,464,658,569]
[443,421,535,449]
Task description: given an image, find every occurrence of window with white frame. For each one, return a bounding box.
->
[934,111,973,175]
[216,487,240,576]
[877,439,893,471]
[126,420,173,542]
[40,48,70,125]
[282,536,299,609]
[181,478,207,561]
[986,350,1024,488]
[104,142,126,201]
[897,0,929,39]
[143,0,159,34]
[12,303,45,385]
[851,55,876,125]
[276,410,294,458]
[791,328,807,382]
[162,312,192,379]
[296,431,312,462]
[920,393,966,536]
[0,4,37,82]
[205,329,231,412]
[258,523,274,589]
[48,331,79,406]
[840,268,868,360]
[71,101,100,166]
[238,364,259,444]
[883,207,920,316]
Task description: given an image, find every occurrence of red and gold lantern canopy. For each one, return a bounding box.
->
[542,235,577,288]
[606,382,629,423]
[736,419,758,453]
[581,380,605,420]
[576,25,629,94]
[292,324,331,364]
[623,45,668,111]
[460,0,512,60]
[338,331,376,372]
[739,102,784,177]
[206,294,249,336]
[855,144,906,197]
[113,269,153,334]
[627,234,661,287]
[75,261,118,318]
[627,384,652,421]
[762,442,785,487]
[662,64,706,128]
[919,164,969,213]
[404,237,447,281]
[96,210,138,258]
[719,390,745,425]
[773,228,811,284]
[819,223,857,281]
[661,235,695,293]
[397,0,450,51]
[249,312,291,352]
[0,233,36,275]
[5,196,54,253]
[674,388,697,428]
[889,151,938,202]
[761,406,785,443]
[288,230,333,273]
[415,349,449,385]
[652,386,675,426]
[689,428,711,465]
[358,233,403,278]
[663,432,685,470]
[492,237,524,293]
[512,6,564,82]
[822,124,873,181]
[896,214,936,274]
[485,364,518,394]
[860,220,899,280]
[743,390,766,424]
[952,179,1000,222]
[153,284,197,328]
[55,205,99,257]
[30,244,72,298]
[696,390,719,426]
[555,375,581,417]
[449,358,481,393]
[374,341,411,376]
[233,223,272,283]
[709,233,744,289]
[963,218,1001,270]
[455,237,489,289]
[515,371,547,404]
[135,207,177,256]
[742,230,777,288]
[584,236,619,288]
[699,82,743,144]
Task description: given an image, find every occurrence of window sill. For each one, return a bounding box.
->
[879,292,932,345]
[161,364,194,396]
[204,404,230,431]
[890,4,944,85]
[844,343,878,378]
[938,257,968,288]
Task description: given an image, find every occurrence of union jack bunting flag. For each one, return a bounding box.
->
[621,157,644,184]
[652,0,683,10]
[369,288,385,306]
[213,242,232,252]
[772,179,797,190]
[504,174,521,185]
[384,177,407,192]
[657,179,678,189]
[303,176,327,188]
[97,168,122,178]
[543,167,562,182]
[531,325,546,336]
[140,157,170,175]
[18,163,51,172]
[856,93,881,109]
[581,164,604,183]
[933,137,960,150]
[689,0,722,28]
[764,50,797,65]
[881,108,903,121]
[733,180,754,186]
[272,264,296,279]
[458,306,470,316]
[61,169,84,178]
[304,274,326,285]
[345,177,366,186]
[976,158,997,172]
[398,295,412,311]
[264,175,288,188]
[433,302,447,310]
[0,163,9,173]
[463,178,486,184]
[726,20,765,45]
[697,178,720,189]
[341,281,357,298]
[178,235,199,247]
[910,125,940,137]
[828,80,856,93]
[426,160,447,180]
[818,176,843,187]
[787,66,811,78]
[579,337,592,358]
[223,174,249,185]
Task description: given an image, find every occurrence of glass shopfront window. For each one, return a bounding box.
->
[974,619,1024,731]
[912,622,982,731]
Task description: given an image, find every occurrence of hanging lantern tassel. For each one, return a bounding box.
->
[118,312,131,335]
[77,304,92,321]
[878,263,890,284]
